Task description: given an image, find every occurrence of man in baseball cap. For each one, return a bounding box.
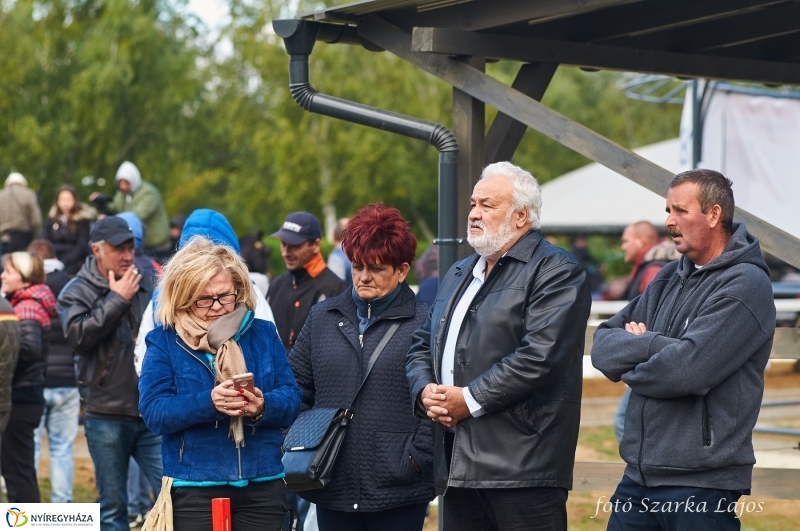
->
[268,211,347,352]
[58,215,161,530]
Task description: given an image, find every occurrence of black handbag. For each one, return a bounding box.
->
[282,321,401,491]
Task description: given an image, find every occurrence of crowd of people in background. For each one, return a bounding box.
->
[0,161,783,531]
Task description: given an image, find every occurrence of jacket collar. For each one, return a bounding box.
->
[503,229,542,263]
[328,282,417,321]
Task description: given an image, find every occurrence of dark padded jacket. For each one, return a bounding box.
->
[289,284,435,512]
[41,205,92,275]
[268,261,347,353]
[58,256,154,418]
[592,223,775,491]
[407,230,592,494]
[0,297,20,413]
[44,268,76,388]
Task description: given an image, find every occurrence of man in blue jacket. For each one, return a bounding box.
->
[592,169,776,530]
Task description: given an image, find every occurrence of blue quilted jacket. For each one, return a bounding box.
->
[139,319,301,481]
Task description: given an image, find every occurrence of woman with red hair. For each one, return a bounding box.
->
[289,203,434,531]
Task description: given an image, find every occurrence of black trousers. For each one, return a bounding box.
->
[442,431,568,531]
[442,485,568,531]
[316,502,429,531]
[1,402,45,502]
[171,479,288,531]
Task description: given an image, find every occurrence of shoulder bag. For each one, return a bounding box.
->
[282,321,401,491]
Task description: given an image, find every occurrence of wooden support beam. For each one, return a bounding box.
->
[706,31,800,62]
[358,18,800,269]
[524,0,784,43]
[378,0,640,32]
[603,2,800,53]
[410,26,800,86]
[453,56,485,260]
[573,462,800,499]
[484,62,558,165]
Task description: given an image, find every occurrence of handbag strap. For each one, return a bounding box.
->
[347,321,401,410]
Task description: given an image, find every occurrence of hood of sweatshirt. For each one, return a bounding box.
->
[179,209,240,253]
[675,222,769,279]
[115,161,142,194]
[116,212,144,249]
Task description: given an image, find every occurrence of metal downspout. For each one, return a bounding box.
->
[273,19,460,281]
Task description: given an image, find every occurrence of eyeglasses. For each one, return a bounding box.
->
[194,293,237,308]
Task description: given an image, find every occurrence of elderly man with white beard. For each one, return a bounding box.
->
[406,162,592,531]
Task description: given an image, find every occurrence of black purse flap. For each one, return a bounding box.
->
[283,407,347,451]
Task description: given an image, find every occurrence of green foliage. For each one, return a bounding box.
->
[1,0,681,246]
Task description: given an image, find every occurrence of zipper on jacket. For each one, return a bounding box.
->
[702,396,711,446]
[666,277,687,334]
[638,397,648,487]
[176,340,216,378]
[179,434,184,463]
[359,335,363,348]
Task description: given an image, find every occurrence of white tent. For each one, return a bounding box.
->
[680,87,800,240]
[539,139,679,233]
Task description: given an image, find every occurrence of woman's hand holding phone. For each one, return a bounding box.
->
[211,374,265,418]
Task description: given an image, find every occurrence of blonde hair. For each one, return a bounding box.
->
[2,252,45,285]
[155,236,256,327]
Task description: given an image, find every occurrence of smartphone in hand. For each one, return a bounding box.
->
[232,372,254,393]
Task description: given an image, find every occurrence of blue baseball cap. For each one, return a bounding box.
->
[271,212,322,246]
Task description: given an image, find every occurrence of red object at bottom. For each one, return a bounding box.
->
[212,497,232,531]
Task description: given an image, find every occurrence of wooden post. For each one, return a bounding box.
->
[453,56,485,260]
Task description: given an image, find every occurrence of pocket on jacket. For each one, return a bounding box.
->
[372,431,418,489]
[510,398,541,437]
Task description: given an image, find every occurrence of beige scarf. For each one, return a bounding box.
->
[174,304,249,447]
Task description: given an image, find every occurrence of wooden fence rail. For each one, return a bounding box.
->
[584,327,800,359]
[574,462,800,500]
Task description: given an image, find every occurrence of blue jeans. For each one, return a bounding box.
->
[84,416,163,531]
[127,458,154,516]
[614,388,631,442]
[34,387,81,503]
[606,474,744,531]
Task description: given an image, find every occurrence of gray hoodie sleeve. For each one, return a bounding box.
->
[594,295,773,399]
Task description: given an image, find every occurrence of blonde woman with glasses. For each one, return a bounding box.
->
[138,236,301,531]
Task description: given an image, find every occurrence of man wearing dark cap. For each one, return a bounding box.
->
[268,212,347,531]
[268,212,348,354]
[57,216,162,531]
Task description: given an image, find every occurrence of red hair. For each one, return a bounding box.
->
[343,203,417,269]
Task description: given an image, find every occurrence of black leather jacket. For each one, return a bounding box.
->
[406,230,591,494]
[58,256,153,418]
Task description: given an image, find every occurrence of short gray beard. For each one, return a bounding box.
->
[467,210,518,258]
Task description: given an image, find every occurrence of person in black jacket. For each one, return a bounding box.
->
[41,185,93,275]
[0,296,20,482]
[57,217,161,531]
[290,204,434,531]
[267,212,347,354]
[406,162,592,531]
[1,251,58,502]
[28,239,80,503]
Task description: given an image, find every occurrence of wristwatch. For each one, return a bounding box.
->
[252,408,264,423]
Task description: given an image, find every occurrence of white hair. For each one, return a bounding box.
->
[480,161,542,229]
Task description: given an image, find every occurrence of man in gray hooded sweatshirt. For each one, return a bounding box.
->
[592,169,775,531]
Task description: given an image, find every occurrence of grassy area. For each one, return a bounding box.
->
[578,425,621,461]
